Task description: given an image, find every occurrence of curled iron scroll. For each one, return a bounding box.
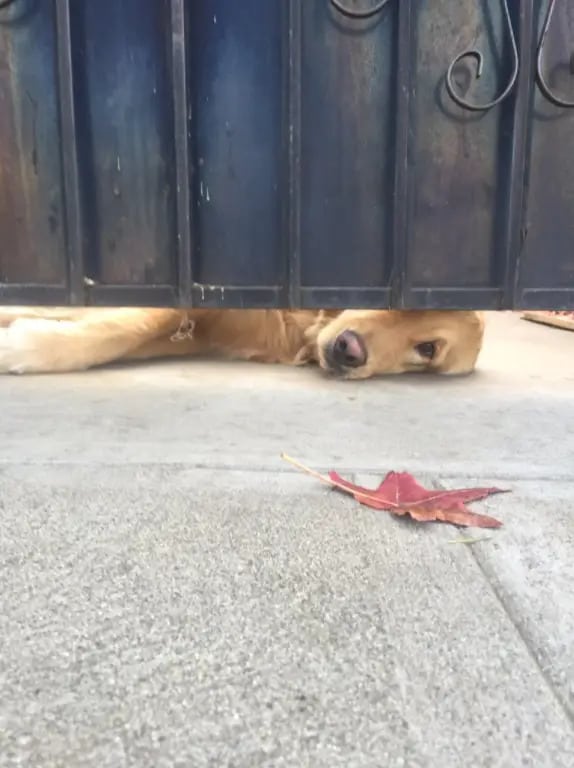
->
[445,0,519,112]
[536,0,574,108]
[330,0,392,20]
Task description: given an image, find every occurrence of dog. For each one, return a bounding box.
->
[0,307,485,378]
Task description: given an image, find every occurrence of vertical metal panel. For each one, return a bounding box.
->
[519,0,574,308]
[188,0,284,289]
[0,0,67,289]
[70,0,177,287]
[299,0,396,303]
[406,0,515,302]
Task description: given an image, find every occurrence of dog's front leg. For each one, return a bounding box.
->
[0,308,184,374]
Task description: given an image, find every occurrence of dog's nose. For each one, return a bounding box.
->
[331,330,367,368]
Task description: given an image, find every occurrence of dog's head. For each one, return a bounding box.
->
[312,310,485,380]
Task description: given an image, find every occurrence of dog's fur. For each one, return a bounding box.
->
[0,307,485,378]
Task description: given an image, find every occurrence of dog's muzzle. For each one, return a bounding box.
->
[324,330,367,371]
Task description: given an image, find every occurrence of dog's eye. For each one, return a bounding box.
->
[415,341,436,360]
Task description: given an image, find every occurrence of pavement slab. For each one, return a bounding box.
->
[0,467,573,768]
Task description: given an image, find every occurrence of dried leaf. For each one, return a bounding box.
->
[282,454,507,528]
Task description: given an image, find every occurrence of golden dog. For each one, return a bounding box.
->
[0,307,484,377]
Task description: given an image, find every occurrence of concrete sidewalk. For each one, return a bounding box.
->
[0,311,573,767]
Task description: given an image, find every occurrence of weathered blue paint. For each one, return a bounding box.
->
[70,0,176,286]
[189,0,284,289]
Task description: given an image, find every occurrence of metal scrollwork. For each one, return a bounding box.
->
[445,0,519,112]
[329,0,392,20]
[536,0,574,108]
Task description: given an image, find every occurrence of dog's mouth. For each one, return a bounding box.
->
[322,329,368,374]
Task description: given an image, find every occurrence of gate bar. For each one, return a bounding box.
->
[55,0,84,304]
[286,0,302,307]
[390,0,413,308]
[170,0,193,306]
[502,0,534,307]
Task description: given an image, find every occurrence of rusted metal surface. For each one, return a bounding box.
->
[0,0,572,309]
[0,0,66,286]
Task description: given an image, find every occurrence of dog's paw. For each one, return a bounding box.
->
[0,318,70,374]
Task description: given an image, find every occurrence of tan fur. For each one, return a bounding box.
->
[0,306,484,377]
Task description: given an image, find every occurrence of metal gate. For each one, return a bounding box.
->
[0,0,573,309]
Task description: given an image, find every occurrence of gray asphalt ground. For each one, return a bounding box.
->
[0,311,573,767]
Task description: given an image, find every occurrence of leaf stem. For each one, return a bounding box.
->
[280,452,399,507]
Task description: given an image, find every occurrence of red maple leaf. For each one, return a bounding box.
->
[282,454,508,528]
